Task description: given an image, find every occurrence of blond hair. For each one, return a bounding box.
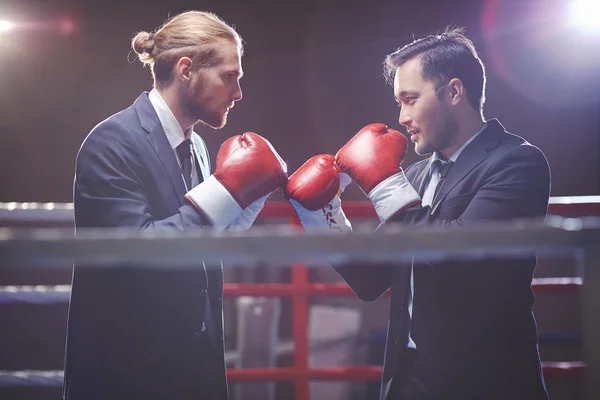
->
[131,11,243,88]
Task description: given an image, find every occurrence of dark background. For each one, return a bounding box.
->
[0,0,598,203]
[0,1,597,399]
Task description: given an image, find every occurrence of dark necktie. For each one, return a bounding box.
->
[433,160,454,198]
[176,139,192,190]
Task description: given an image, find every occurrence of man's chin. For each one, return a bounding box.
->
[198,114,227,130]
[414,143,434,157]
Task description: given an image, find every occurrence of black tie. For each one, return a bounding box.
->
[433,160,453,198]
[176,139,192,190]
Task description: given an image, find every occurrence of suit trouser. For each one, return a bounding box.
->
[64,330,226,400]
[387,348,427,400]
[386,348,549,400]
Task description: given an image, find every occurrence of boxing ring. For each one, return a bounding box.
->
[0,197,599,399]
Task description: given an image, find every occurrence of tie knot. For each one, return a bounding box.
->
[436,160,454,179]
[176,139,192,159]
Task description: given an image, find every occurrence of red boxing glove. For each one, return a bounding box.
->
[186,132,287,231]
[335,123,408,194]
[285,154,352,232]
[215,132,288,209]
[285,154,341,211]
[336,123,420,223]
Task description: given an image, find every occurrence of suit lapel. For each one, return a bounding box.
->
[431,120,505,215]
[191,132,211,181]
[134,93,187,206]
[416,162,431,197]
[405,159,430,196]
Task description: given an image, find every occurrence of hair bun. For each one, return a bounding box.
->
[131,31,154,64]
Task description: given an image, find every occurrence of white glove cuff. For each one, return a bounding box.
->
[185,175,243,233]
[289,196,352,233]
[368,171,421,223]
[228,192,271,231]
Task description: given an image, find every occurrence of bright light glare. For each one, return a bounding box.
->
[568,0,600,32]
[0,20,14,33]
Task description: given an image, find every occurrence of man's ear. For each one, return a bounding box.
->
[174,57,193,83]
[447,78,464,106]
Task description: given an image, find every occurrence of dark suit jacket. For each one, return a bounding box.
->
[63,92,228,400]
[337,119,550,399]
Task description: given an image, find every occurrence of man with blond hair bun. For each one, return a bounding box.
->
[63,10,287,400]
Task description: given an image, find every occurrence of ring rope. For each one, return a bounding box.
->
[0,361,587,387]
[0,277,582,304]
[1,216,599,268]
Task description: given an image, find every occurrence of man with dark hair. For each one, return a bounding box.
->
[285,27,551,399]
[383,27,486,118]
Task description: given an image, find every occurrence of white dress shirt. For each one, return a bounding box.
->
[406,122,487,348]
[148,88,210,189]
[148,88,213,333]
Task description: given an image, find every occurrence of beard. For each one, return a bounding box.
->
[183,76,228,130]
[197,108,227,130]
[415,102,459,156]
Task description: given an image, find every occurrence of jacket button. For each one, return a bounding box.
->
[200,290,208,298]
[193,332,201,341]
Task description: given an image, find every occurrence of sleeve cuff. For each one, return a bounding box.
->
[185,175,243,233]
[368,171,421,223]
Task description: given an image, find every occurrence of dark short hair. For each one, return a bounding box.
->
[384,27,486,112]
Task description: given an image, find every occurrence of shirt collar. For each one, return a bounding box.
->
[428,121,488,171]
[148,88,194,150]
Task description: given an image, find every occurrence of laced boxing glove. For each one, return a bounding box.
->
[285,154,352,232]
